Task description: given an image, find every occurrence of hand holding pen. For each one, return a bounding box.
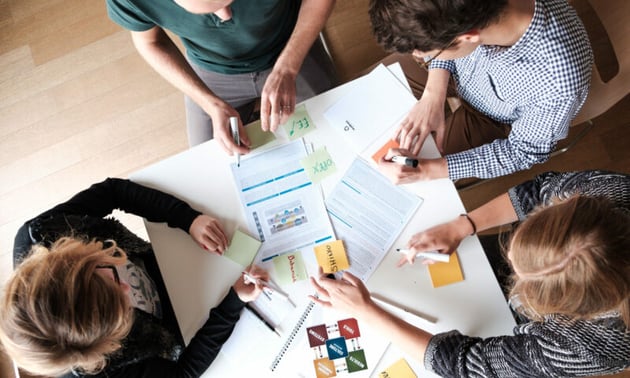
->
[232,265,268,303]
[377,148,421,184]
[242,271,295,306]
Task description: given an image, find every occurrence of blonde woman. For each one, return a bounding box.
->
[0,178,267,377]
[312,170,630,377]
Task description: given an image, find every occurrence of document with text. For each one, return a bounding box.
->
[230,139,336,268]
[326,158,423,281]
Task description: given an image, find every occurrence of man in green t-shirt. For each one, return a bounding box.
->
[106,0,337,154]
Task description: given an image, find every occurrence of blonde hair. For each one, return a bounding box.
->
[0,237,134,376]
[508,196,630,327]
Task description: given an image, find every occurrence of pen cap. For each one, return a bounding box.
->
[229,116,238,132]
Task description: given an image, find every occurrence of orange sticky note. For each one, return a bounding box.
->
[371,139,400,163]
[427,251,464,288]
[313,240,350,273]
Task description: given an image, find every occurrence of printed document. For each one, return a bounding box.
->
[326,158,423,281]
[230,139,336,267]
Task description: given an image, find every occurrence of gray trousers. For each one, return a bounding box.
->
[185,39,337,146]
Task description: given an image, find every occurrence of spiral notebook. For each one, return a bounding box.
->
[270,298,390,377]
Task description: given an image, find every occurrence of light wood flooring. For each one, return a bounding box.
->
[0,0,628,377]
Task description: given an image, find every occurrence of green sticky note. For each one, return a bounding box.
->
[224,229,261,267]
[300,147,337,183]
[245,120,276,149]
[272,252,307,285]
[281,104,315,140]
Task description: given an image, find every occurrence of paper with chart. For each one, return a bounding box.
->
[326,158,423,281]
[230,139,335,268]
[322,64,417,154]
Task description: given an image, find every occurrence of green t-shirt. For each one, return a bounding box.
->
[106,0,300,74]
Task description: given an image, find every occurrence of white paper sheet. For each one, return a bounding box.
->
[230,139,336,267]
[322,64,417,154]
[325,158,423,281]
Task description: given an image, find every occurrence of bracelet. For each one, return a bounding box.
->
[460,213,477,236]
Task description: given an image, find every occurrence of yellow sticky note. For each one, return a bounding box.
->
[427,251,464,288]
[224,229,261,267]
[379,358,417,378]
[300,147,337,183]
[245,120,276,149]
[313,240,350,273]
[281,104,315,140]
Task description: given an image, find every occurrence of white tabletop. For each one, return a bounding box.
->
[130,70,516,377]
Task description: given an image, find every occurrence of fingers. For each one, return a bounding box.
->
[200,222,228,254]
[237,118,250,148]
[309,276,326,296]
[262,101,293,133]
[396,255,413,268]
[340,271,360,286]
[383,147,410,161]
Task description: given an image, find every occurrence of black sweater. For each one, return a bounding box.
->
[13,178,246,378]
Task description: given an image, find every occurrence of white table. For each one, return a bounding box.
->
[131,71,516,377]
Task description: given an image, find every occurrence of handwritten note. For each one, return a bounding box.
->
[281,104,315,140]
[427,251,464,288]
[314,240,350,273]
[224,229,261,267]
[300,147,337,183]
[379,358,417,378]
[245,120,276,149]
[272,252,308,285]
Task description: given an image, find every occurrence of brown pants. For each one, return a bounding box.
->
[372,53,511,154]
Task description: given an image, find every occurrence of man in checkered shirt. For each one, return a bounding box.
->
[370,0,593,182]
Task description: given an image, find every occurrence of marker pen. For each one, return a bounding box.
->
[242,272,293,305]
[391,155,419,168]
[396,248,450,262]
[230,116,240,167]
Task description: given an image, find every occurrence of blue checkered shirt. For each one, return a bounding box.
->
[430,0,593,180]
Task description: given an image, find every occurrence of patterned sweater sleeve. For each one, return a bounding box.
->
[425,315,630,378]
[507,170,630,220]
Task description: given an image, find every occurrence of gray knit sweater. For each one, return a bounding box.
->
[425,170,630,377]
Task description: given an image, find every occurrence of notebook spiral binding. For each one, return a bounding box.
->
[270,300,316,371]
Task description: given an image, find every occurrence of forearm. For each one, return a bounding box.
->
[421,68,450,104]
[272,0,335,74]
[361,303,433,362]
[467,193,518,233]
[131,29,222,112]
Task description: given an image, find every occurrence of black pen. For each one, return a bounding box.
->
[244,304,281,337]
[391,155,419,168]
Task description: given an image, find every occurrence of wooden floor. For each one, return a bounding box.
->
[0,0,628,377]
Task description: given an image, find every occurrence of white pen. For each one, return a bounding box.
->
[391,155,418,168]
[396,248,450,263]
[229,116,240,167]
[242,271,294,306]
[371,294,437,324]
